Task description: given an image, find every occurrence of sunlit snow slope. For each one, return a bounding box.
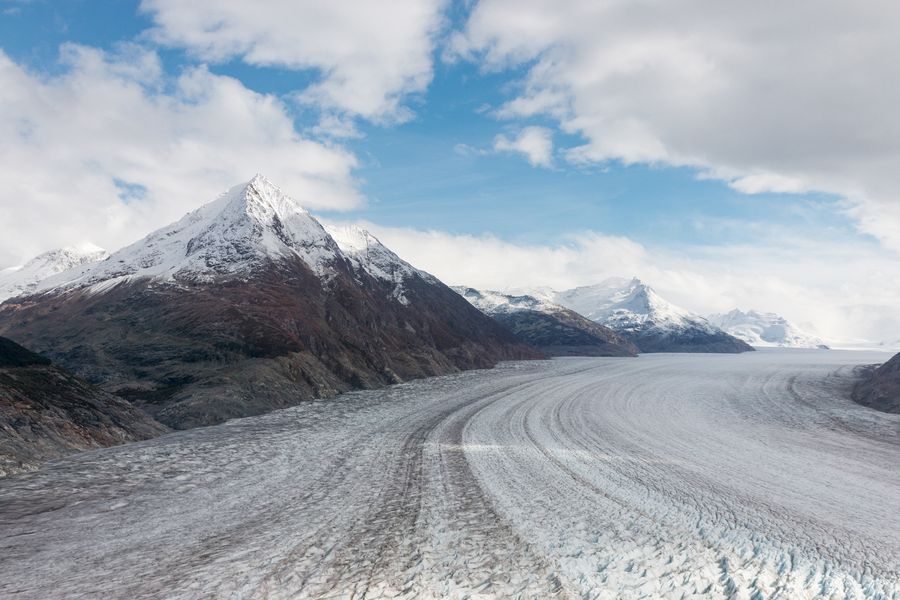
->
[0,350,897,599]
[0,244,107,302]
[550,277,753,353]
[709,308,828,348]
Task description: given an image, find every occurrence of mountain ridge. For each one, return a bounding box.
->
[0,176,541,429]
[454,286,638,357]
[0,243,108,302]
[530,277,753,353]
[32,174,343,295]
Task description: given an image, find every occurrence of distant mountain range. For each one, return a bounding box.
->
[708,309,828,349]
[453,287,637,357]
[0,175,538,431]
[3,175,868,473]
[0,243,108,302]
[529,278,753,353]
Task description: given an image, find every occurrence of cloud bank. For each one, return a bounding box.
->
[0,44,360,265]
[0,1,897,343]
[322,219,900,345]
[493,127,554,167]
[452,0,900,250]
[141,0,447,122]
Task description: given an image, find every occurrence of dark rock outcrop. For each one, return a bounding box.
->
[0,337,166,476]
[0,336,51,367]
[620,327,754,354]
[490,310,638,357]
[853,352,900,413]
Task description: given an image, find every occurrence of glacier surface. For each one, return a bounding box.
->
[0,350,897,599]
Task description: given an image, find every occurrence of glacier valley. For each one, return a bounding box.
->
[1,350,897,599]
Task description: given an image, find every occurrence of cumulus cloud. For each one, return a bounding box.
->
[452,0,900,250]
[140,0,447,122]
[322,218,900,345]
[0,44,360,265]
[493,126,554,167]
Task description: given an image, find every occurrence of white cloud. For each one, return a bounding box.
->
[453,0,900,251]
[493,126,554,167]
[140,0,447,122]
[323,218,900,345]
[0,44,360,266]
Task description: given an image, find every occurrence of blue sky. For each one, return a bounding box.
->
[0,0,898,341]
[0,0,862,247]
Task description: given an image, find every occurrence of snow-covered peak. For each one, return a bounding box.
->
[239,173,312,227]
[34,175,342,294]
[325,224,383,255]
[0,244,108,301]
[452,287,562,315]
[325,224,431,305]
[552,277,710,333]
[708,309,828,348]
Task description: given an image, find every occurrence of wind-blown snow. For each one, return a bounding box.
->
[33,175,344,294]
[0,243,108,302]
[709,309,828,348]
[0,350,896,598]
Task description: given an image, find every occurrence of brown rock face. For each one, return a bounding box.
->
[453,287,637,357]
[0,337,166,476]
[853,352,900,413]
[622,329,755,354]
[0,256,541,430]
[489,309,638,357]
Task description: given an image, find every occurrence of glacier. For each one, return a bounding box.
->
[1,350,897,599]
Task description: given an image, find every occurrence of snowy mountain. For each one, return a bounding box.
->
[324,224,434,306]
[455,287,562,315]
[0,175,538,428]
[0,243,107,302]
[708,309,828,349]
[454,287,637,356]
[32,174,342,295]
[547,277,753,353]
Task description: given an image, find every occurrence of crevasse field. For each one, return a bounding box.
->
[1,350,898,599]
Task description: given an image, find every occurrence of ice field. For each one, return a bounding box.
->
[1,350,898,599]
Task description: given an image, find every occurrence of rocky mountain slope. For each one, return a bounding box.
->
[546,278,753,353]
[853,352,900,413]
[0,175,539,429]
[0,337,166,476]
[0,243,108,302]
[708,309,828,348]
[324,224,433,306]
[454,287,637,357]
